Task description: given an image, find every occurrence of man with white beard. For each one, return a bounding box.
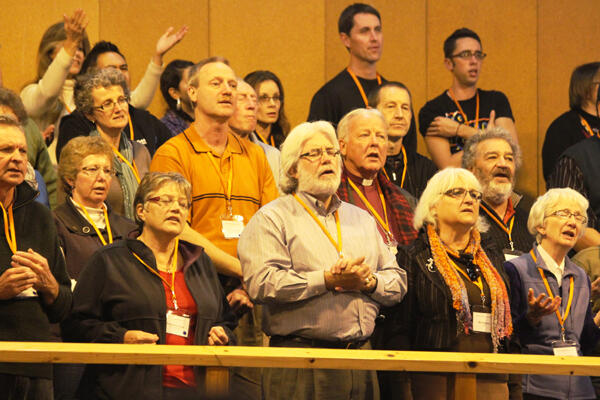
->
[238,120,405,400]
[463,127,534,259]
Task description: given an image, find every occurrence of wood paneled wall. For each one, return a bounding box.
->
[2,0,599,197]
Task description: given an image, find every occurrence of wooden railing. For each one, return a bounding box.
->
[2,342,600,399]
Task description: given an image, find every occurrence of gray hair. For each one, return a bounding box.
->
[279,121,338,194]
[527,188,589,244]
[74,68,130,115]
[413,167,487,232]
[337,108,387,141]
[133,172,192,228]
[187,56,230,88]
[462,126,522,170]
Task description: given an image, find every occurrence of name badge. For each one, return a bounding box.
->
[552,339,579,357]
[472,312,492,333]
[15,287,38,299]
[166,310,191,338]
[503,249,522,261]
[221,215,244,239]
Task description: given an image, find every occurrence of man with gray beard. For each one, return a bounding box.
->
[238,120,405,400]
[463,127,534,258]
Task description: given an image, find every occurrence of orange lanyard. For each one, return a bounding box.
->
[207,153,234,214]
[480,202,515,251]
[0,202,16,254]
[579,115,596,138]
[382,145,407,187]
[530,249,574,336]
[112,146,140,183]
[133,238,180,310]
[449,88,479,128]
[254,130,275,147]
[347,67,382,107]
[128,116,135,141]
[71,199,113,246]
[64,102,73,114]
[293,193,343,257]
[450,258,486,305]
[347,178,394,242]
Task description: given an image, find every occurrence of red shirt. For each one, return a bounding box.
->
[159,270,197,388]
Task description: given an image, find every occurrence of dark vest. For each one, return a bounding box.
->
[562,136,600,219]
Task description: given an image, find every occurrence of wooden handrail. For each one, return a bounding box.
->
[0,341,599,376]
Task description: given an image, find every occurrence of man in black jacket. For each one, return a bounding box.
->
[0,116,72,398]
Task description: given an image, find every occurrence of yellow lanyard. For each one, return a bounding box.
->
[207,153,234,214]
[132,238,180,310]
[449,88,480,128]
[128,116,135,141]
[347,67,382,107]
[530,249,574,336]
[293,193,343,257]
[450,258,486,305]
[0,202,16,254]
[71,199,113,246]
[254,130,275,147]
[112,146,140,183]
[579,115,596,138]
[480,202,515,251]
[346,178,394,242]
[64,102,73,114]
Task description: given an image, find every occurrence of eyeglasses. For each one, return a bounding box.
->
[147,195,190,210]
[451,50,487,60]
[258,94,281,104]
[80,166,116,177]
[300,147,340,162]
[94,96,129,113]
[545,209,587,224]
[443,187,482,201]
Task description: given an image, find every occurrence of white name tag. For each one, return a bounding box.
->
[15,287,38,299]
[166,310,191,338]
[221,219,244,239]
[552,340,579,356]
[472,312,491,333]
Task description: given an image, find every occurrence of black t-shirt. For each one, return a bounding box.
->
[542,108,600,182]
[308,68,417,153]
[57,105,172,161]
[418,89,514,154]
[384,150,437,199]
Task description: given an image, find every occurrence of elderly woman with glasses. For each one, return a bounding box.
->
[397,167,512,400]
[62,172,236,399]
[505,188,600,400]
[72,68,150,220]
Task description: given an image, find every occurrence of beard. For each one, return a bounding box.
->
[296,163,341,199]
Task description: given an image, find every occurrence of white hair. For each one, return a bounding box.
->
[337,108,387,141]
[413,168,487,232]
[279,121,339,194]
[527,188,589,243]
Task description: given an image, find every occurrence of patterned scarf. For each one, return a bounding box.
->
[338,168,418,245]
[426,224,512,352]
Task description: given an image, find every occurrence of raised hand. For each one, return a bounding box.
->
[153,26,189,65]
[526,288,561,326]
[63,9,89,56]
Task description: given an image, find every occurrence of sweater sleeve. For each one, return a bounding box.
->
[129,60,162,109]
[20,47,73,118]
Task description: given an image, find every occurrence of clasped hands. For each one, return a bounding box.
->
[0,248,59,304]
[324,256,376,293]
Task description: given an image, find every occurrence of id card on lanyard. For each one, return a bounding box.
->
[207,153,245,239]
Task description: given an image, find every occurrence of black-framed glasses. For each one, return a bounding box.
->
[451,50,486,60]
[545,209,587,224]
[94,96,129,113]
[300,147,340,162]
[443,187,482,201]
[80,166,116,177]
[147,195,190,210]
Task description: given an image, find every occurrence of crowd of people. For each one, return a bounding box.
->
[1,2,600,400]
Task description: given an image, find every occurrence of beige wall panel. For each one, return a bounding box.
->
[1,0,99,93]
[538,0,600,193]
[100,0,209,118]
[427,0,538,197]
[210,0,325,128]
